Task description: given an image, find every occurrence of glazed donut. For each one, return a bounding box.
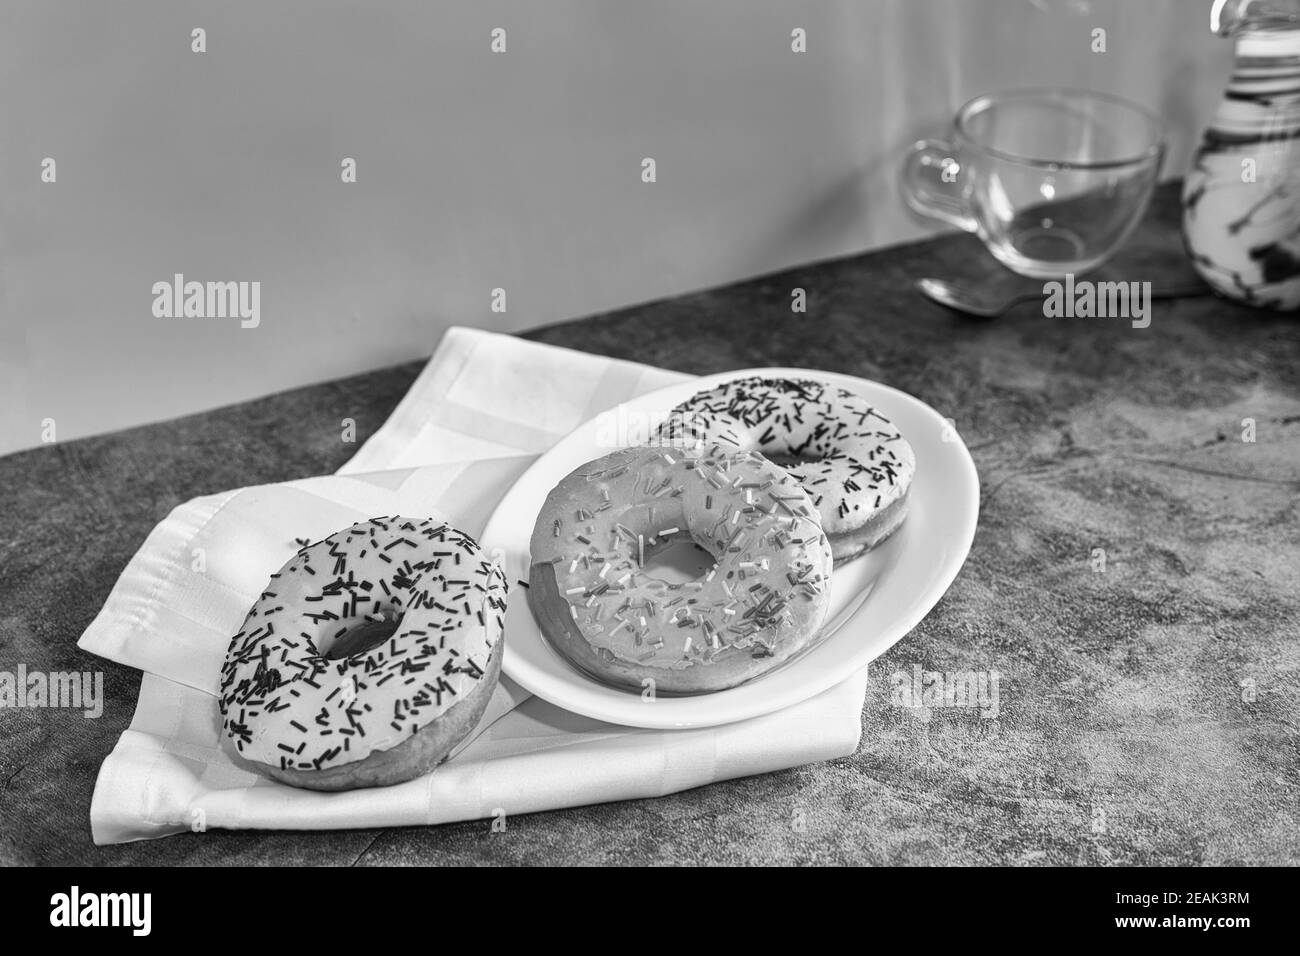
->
[528,444,833,695]
[218,516,508,791]
[659,377,916,563]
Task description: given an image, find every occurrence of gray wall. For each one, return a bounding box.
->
[0,0,1230,454]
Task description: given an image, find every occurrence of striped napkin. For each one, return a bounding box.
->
[80,327,868,844]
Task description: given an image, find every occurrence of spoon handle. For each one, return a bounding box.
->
[1150,281,1214,300]
[1025,280,1210,304]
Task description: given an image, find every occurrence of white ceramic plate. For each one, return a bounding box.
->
[480,367,979,729]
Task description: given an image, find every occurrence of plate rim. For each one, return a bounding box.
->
[485,366,980,729]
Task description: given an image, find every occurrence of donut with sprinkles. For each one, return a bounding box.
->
[528,443,833,694]
[658,377,916,562]
[219,516,508,791]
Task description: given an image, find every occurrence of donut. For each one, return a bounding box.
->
[528,444,833,695]
[658,377,916,563]
[218,516,508,791]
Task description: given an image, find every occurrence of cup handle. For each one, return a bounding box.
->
[902,138,978,232]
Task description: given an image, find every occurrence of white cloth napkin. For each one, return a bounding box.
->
[80,327,869,844]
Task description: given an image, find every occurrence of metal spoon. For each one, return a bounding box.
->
[917,276,1212,318]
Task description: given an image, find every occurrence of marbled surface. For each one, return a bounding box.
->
[2,184,1297,865]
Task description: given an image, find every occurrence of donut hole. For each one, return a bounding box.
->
[322,614,402,660]
[640,536,716,585]
[765,450,824,469]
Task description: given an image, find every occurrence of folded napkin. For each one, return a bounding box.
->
[81,327,868,844]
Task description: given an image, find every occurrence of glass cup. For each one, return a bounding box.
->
[902,88,1166,278]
